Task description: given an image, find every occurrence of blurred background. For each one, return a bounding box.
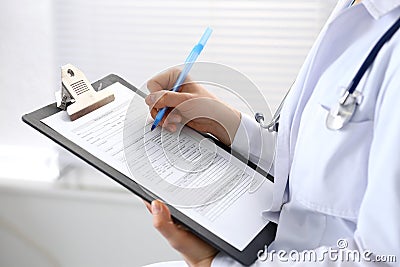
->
[0,0,336,266]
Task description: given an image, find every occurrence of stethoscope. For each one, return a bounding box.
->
[256,14,400,132]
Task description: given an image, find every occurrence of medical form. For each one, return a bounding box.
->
[41,82,274,251]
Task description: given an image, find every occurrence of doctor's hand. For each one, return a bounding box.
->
[144,200,217,267]
[145,68,241,146]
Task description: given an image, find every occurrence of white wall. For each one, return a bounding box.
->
[0,0,63,182]
[0,0,56,147]
[0,0,337,266]
[54,0,337,112]
[0,1,181,266]
[0,168,181,267]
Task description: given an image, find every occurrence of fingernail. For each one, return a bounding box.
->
[151,201,161,215]
[167,124,176,132]
[147,94,156,105]
[169,115,182,123]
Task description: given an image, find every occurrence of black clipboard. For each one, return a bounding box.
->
[22,74,276,266]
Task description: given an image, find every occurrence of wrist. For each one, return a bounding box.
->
[186,255,215,267]
[208,103,241,146]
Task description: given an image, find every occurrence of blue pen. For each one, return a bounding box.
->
[150,27,213,131]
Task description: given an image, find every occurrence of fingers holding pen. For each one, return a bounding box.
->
[145,90,192,109]
[146,68,186,93]
[149,108,182,132]
[146,91,185,132]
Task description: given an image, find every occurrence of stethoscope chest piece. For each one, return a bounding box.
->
[326,90,362,130]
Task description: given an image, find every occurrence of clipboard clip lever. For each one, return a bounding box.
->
[56,64,115,121]
[59,82,74,111]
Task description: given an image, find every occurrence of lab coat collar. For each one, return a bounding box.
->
[362,0,400,19]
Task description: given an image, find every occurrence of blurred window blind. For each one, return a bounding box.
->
[54,0,337,112]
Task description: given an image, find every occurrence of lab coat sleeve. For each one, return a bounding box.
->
[231,113,276,174]
[211,53,400,267]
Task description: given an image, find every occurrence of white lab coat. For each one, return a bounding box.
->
[212,0,400,266]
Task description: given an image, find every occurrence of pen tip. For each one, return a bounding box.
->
[150,124,156,131]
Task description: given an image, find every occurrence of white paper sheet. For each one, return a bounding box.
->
[42,82,273,250]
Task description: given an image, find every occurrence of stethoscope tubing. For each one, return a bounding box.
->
[256,15,400,131]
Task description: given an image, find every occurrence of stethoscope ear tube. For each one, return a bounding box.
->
[256,16,400,132]
[347,17,400,96]
[326,16,400,130]
[255,82,294,132]
[255,112,279,132]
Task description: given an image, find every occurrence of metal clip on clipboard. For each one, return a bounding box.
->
[56,64,115,121]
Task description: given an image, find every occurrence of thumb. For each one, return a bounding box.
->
[145,91,191,109]
[151,200,179,240]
